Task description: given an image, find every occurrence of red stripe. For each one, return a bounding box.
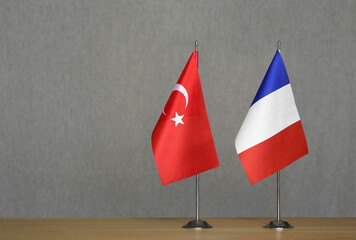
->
[238,120,308,185]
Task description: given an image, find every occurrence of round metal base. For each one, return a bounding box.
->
[263,219,293,229]
[182,219,212,229]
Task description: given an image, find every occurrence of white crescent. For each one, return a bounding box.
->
[163,84,189,115]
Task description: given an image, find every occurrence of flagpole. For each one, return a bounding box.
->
[276,40,281,224]
[195,40,200,224]
[264,40,293,230]
[277,171,280,222]
[183,40,212,229]
[196,173,199,222]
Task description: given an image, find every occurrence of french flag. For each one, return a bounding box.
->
[235,50,308,185]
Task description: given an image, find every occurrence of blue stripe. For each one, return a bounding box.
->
[251,50,290,106]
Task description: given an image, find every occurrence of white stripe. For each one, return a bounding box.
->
[235,84,300,154]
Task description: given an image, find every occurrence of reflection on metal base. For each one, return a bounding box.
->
[182,219,212,229]
[263,219,293,229]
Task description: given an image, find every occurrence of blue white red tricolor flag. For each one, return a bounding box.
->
[235,50,308,185]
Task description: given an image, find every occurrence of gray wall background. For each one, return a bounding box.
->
[0,0,355,218]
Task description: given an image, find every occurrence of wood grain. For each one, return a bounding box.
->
[0,218,355,240]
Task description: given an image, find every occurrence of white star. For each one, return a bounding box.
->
[171,112,184,127]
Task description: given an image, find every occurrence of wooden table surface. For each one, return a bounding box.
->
[0,218,355,240]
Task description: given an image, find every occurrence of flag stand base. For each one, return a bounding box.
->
[182,219,212,229]
[263,219,293,229]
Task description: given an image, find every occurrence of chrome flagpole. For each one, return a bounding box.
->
[183,40,212,229]
[196,173,199,223]
[277,171,280,222]
[264,41,293,230]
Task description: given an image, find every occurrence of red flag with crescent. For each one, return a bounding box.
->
[151,50,220,185]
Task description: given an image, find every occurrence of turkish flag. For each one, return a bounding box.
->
[151,51,220,185]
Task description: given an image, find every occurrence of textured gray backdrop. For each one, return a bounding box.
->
[0,0,355,218]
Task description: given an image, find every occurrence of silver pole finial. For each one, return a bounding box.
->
[195,40,198,51]
[277,40,281,51]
